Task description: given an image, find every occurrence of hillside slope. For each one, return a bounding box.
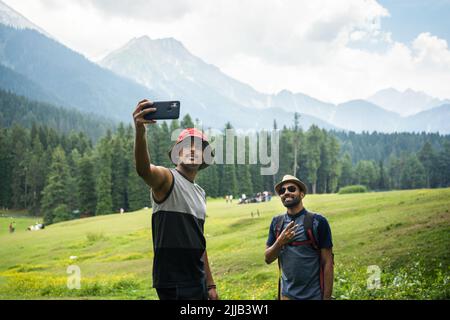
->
[1,189,449,299]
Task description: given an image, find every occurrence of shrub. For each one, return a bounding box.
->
[339,185,368,194]
[85,232,107,243]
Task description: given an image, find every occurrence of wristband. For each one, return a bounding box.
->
[207,284,216,290]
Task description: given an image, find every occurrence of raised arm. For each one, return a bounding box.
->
[133,99,173,201]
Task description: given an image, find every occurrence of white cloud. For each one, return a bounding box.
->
[2,0,450,102]
[39,0,193,21]
[412,32,450,68]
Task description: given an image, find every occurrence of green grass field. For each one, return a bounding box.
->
[1,189,449,300]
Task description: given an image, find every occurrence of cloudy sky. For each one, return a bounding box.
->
[3,0,450,104]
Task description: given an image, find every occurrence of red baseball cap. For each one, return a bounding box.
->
[168,128,214,170]
[175,128,208,144]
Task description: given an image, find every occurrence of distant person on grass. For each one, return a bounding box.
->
[265,175,334,300]
[133,99,218,300]
[9,222,15,233]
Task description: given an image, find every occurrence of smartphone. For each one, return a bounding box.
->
[143,101,180,120]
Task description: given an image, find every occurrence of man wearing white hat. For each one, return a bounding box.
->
[265,175,334,300]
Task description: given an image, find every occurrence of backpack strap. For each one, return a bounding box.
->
[274,214,285,300]
[274,214,285,239]
[303,211,325,298]
[303,211,319,251]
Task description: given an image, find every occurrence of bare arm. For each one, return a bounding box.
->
[321,248,334,300]
[264,221,297,264]
[203,250,218,300]
[265,242,283,264]
[133,99,173,201]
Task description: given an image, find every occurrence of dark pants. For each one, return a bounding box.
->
[156,283,208,300]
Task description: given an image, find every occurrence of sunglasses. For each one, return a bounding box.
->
[279,185,298,195]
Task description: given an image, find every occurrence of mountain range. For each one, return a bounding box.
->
[99,35,450,133]
[0,0,50,37]
[0,0,449,133]
[368,88,450,117]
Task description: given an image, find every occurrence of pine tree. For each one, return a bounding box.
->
[207,165,219,197]
[41,146,72,224]
[278,128,294,181]
[377,160,388,190]
[327,135,341,193]
[197,165,219,197]
[146,124,162,164]
[10,125,29,208]
[400,155,426,189]
[292,113,301,176]
[170,119,181,132]
[437,141,450,187]
[250,163,263,195]
[297,131,309,189]
[111,132,128,212]
[95,135,113,215]
[317,132,331,193]
[28,135,47,215]
[354,160,378,190]
[52,204,71,224]
[236,165,253,197]
[338,153,353,188]
[388,155,403,189]
[0,128,13,208]
[95,164,113,215]
[157,121,173,168]
[127,165,151,211]
[181,114,195,129]
[305,126,322,194]
[67,148,81,211]
[221,165,238,197]
[418,142,437,188]
[76,153,97,216]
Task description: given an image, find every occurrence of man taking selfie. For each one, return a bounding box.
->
[133,99,218,300]
[265,175,334,300]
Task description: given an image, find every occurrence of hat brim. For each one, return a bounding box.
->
[168,138,214,170]
[275,179,308,195]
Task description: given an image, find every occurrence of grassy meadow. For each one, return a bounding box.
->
[0,188,449,300]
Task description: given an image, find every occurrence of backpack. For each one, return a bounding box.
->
[274,211,324,300]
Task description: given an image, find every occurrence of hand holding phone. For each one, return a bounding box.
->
[133,99,156,129]
[143,101,181,121]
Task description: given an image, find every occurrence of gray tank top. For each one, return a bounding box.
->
[152,168,206,221]
[151,168,207,288]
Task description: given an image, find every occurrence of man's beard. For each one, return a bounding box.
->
[180,161,201,172]
[283,196,300,208]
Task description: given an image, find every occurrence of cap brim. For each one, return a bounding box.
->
[275,179,308,195]
[168,140,214,170]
